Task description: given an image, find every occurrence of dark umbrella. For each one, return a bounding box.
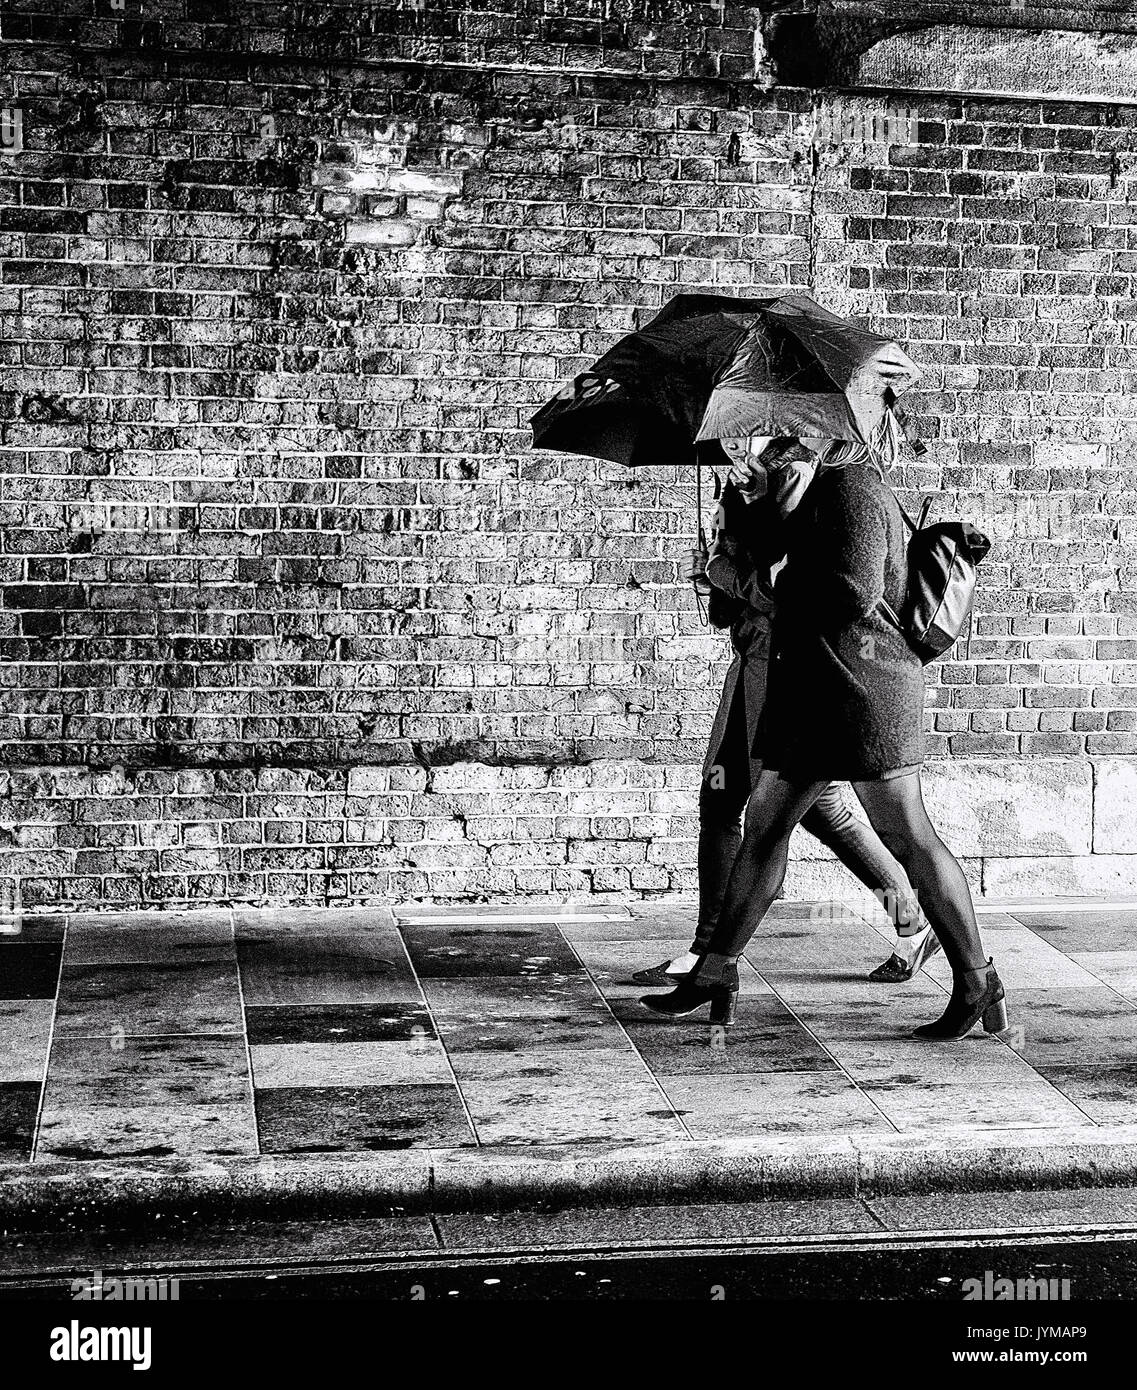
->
[530,291,922,467]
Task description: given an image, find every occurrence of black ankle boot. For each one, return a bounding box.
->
[913,959,1008,1040]
[640,962,738,1026]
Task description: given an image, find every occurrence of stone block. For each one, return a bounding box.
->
[983,855,1137,898]
[856,24,1137,106]
[921,759,1091,857]
[1092,759,1137,853]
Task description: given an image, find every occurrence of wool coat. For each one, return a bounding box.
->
[701,480,781,780]
[756,460,926,781]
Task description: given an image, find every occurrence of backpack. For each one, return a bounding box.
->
[880,497,991,664]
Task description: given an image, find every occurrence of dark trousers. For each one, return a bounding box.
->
[695,679,914,950]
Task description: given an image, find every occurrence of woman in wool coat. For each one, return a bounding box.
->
[632,440,938,988]
[642,424,1008,1041]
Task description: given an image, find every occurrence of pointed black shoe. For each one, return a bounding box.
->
[631,958,694,986]
[913,959,1008,1040]
[640,962,738,1026]
[869,928,943,984]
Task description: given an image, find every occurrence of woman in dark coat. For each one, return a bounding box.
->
[632,443,938,987]
[642,429,1008,1041]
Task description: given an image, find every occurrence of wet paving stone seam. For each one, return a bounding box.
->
[231,912,262,1159]
[742,959,906,1138]
[391,927,481,1148]
[555,927,699,1142]
[29,918,66,1163]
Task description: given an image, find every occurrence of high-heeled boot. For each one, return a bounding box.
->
[639,960,738,1026]
[913,959,1008,1039]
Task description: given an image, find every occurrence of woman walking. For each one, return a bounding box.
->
[633,437,940,990]
[641,424,1007,1040]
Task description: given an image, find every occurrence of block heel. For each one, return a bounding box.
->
[982,996,1009,1034]
[709,987,737,1028]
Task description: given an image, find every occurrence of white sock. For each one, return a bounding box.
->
[897,923,932,963]
[667,951,701,975]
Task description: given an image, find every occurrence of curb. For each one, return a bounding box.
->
[3,1125,1137,1231]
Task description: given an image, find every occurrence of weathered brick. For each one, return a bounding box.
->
[0,9,1131,908]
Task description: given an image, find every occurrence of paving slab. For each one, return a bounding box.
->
[54,961,243,1038]
[65,920,234,968]
[0,945,61,1000]
[460,1076,684,1147]
[1034,1065,1137,1126]
[0,1001,52,1085]
[43,1034,251,1109]
[245,1002,435,1045]
[660,1071,893,1139]
[1068,950,1137,1001]
[36,1104,258,1162]
[0,1084,38,1162]
[0,896,1134,1229]
[254,1083,476,1154]
[237,934,420,1006]
[251,1039,453,1089]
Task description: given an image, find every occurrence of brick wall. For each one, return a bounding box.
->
[1,3,1136,911]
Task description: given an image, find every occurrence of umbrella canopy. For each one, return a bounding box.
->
[530,291,922,467]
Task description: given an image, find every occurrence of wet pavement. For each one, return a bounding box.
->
[1,895,1134,1161]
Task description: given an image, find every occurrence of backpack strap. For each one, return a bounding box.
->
[879,598,903,630]
[895,495,932,534]
[879,495,931,631]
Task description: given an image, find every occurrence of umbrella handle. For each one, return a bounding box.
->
[695,461,711,551]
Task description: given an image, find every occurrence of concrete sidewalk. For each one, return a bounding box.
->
[1,895,1136,1225]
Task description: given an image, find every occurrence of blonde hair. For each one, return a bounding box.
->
[821,410,903,475]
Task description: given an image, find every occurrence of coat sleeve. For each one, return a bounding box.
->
[705,486,779,614]
[806,470,889,621]
[706,540,775,612]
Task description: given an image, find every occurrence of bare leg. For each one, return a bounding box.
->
[851,772,985,977]
[696,772,830,973]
